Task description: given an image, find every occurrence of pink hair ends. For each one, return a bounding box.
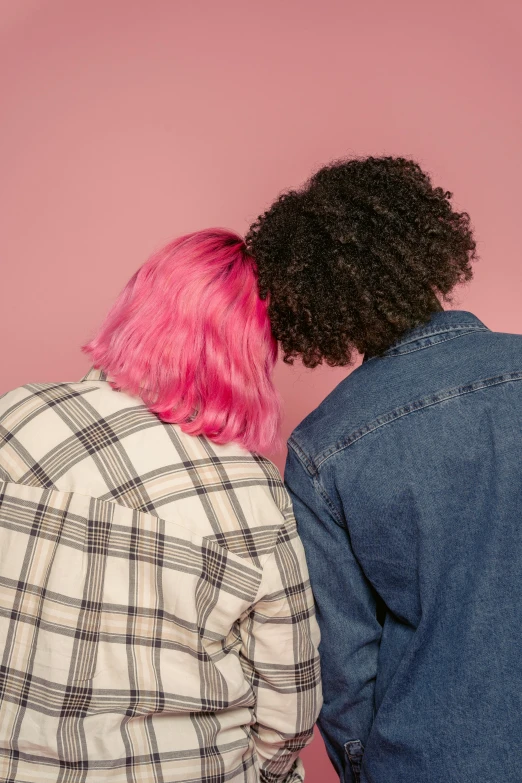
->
[83,229,281,453]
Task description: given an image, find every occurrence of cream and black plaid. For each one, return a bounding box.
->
[0,370,321,782]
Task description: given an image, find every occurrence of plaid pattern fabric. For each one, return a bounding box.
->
[0,370,321,783]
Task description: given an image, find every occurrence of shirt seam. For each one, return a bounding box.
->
[287,442,344,527]
[0,477,273,573]
[289,371,522,475]
[314,372,522,469]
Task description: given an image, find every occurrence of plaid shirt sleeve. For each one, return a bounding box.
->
[239,511,322,783]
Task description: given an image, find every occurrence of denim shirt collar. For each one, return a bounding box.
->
[370,310,489,360]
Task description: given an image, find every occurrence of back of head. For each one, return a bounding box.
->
[83,229,280,453]
[246,156,477,367]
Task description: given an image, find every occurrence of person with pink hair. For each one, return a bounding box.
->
[0,228,322,783]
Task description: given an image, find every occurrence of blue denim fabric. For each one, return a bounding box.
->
[285,311,522,782]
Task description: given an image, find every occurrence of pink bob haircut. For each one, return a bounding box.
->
[83,229,281,453]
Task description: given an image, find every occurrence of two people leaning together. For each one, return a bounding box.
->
[1,157,521,783]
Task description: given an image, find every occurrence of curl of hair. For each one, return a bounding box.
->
[83,229,280,453]
[246,156,477,367]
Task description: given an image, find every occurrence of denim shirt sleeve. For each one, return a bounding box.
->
[285,445,383,782]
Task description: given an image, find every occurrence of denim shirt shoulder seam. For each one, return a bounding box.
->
[313,472,344,527]
[314,371,522,470]
[287,436,316,475]
[287,439,344,527]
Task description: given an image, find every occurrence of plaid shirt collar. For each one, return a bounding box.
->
[82,367,108,382]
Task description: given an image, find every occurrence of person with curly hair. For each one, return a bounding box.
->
[247,157,522,782]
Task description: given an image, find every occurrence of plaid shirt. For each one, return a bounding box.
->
[0,369,321,783]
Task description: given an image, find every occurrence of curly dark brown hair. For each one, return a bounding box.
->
[246,156,477,367]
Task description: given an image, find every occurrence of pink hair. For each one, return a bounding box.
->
[83,229,281,453]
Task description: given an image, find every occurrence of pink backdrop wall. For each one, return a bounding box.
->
[1,1,521,778]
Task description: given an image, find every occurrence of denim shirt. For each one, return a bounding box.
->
[285,310,522,783]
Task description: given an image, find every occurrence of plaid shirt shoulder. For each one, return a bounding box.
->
[0,372,322,783]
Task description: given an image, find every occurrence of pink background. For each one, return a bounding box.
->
[1,1,521,778]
